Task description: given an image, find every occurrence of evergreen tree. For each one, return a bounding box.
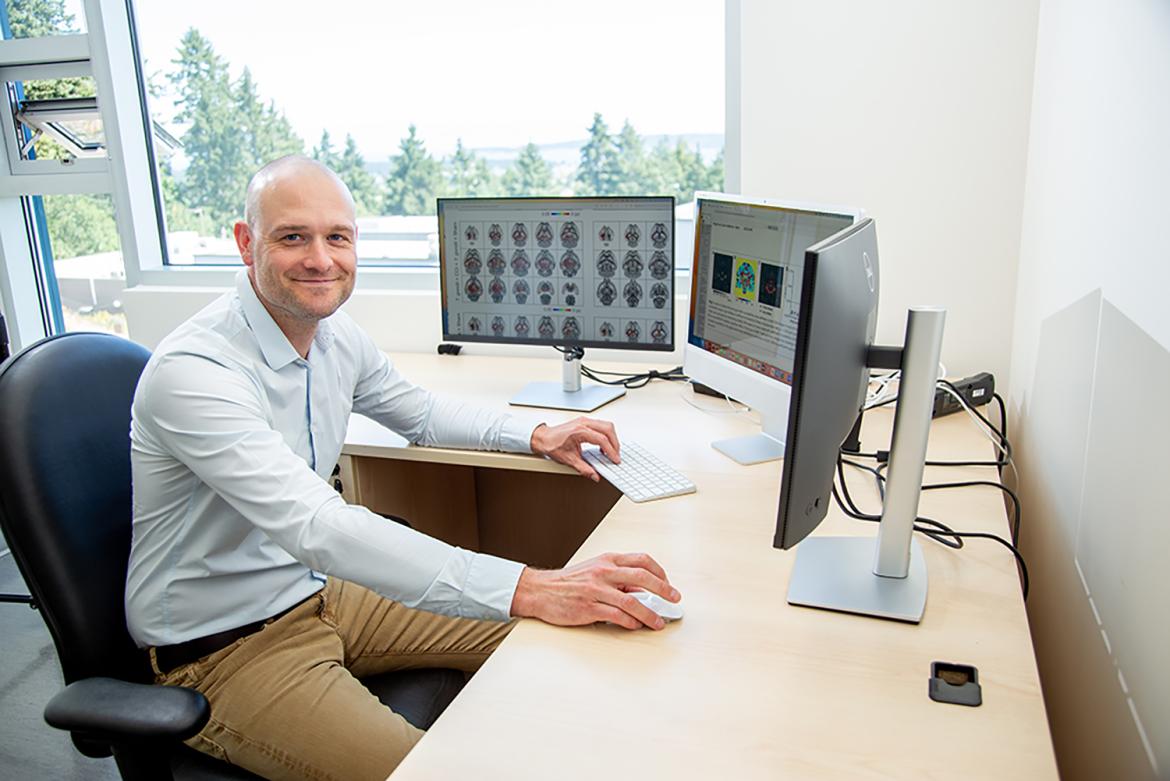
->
[169,32,303,234]
[574,113,621,196]
[5,0,75,38]
[502,142,554,196]
[446,139,496,197]
[613,120,648,195]
[312,129,338,168]
[41,194,120,259]
[336,134,381,216]
[383,125,442,215]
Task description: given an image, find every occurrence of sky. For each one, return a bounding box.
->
[124,0,725,161]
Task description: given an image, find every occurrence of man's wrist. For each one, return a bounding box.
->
[510,566,539,618]
[529,423,548,456]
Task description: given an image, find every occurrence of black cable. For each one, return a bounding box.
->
[835,456,962,549]
[921,480,1022,548]
[552,346,688,389]
[941,531,1030,599]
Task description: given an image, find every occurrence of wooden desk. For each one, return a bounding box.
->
[341,353,1057,780]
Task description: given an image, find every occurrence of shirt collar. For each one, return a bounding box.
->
[235,270,335,369]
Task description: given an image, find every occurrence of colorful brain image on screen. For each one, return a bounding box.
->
[734,258,758,301]
[759,263,783,308]
[712,252,733,293]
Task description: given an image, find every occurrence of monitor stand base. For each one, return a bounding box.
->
[787,536,927,623]
[712,433,785,464]
[509,382,626,413]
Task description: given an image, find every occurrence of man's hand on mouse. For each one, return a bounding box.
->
[510,552,680,630]
[529,417,620,482]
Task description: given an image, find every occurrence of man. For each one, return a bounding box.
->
[125,156,680,780]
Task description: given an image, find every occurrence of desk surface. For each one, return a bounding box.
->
[343,353,1057,780]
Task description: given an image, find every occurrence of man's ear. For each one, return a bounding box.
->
[233,221,254,267]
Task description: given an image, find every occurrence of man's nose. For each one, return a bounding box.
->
[303,237,333,271]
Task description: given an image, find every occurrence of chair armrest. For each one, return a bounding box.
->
[44,677,210,743]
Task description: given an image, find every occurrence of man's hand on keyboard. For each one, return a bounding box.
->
[510,552,680,631]
[530,417,620,481]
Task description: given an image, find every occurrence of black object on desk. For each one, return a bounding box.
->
[929,661,982,706]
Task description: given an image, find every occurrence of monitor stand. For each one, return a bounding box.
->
[509,348,626,413]
[786,307,946,624]
[712,413,785,464]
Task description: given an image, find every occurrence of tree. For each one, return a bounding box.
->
[41,194,120,259]
[574,113,621,196]
[383,125,442,215]
[5,0,75,38]
[445,139,496,197]
[613,120,647,195]
[312,130,338,168]
[336,134,381,216]
[169,31,303,234]
[502,143,554,196]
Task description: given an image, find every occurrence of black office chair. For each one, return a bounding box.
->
[0,333,464,780]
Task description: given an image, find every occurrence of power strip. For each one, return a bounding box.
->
[933,372,994,418]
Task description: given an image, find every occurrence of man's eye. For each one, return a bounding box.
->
[329,234,351,243]
[282,233,303,242]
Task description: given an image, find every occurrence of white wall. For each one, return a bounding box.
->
[1008,1,1170,778]
[734,0,1039,386]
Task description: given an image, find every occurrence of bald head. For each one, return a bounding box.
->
[243,155,355,233]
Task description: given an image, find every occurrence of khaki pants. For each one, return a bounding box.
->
[151,577,514,780]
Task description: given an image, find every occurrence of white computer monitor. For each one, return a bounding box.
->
[684,193,862,464]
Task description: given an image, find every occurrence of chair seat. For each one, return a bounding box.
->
[168,668,465,780]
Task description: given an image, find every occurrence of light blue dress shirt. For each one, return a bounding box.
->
[125,271,539,647]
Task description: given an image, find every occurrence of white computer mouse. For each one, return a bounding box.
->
[631,590,684,622]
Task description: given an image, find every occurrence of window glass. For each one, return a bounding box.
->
[131,0,724,267]
[41,193,128,337]
[0,0,86,38]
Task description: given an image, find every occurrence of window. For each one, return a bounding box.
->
[131,1,724,268]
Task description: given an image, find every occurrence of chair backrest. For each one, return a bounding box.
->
[0,332,152,684]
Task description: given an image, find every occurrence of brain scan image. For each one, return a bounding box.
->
[464,276,483,302]
[538,280,555,305]
[649,250,670,280]
[491,316,506,337]
[535,250,555,277]
[535,221,554,248]
[736,261,756,294]
[511,222,528,246]
[467,316,482,334]
[596,250,617,278]
[622,251,643,278]
[560,221,579,248]
[650,222,669,249]
[624,280,643,308]
[562,317,581,340]
[513,279,530,304]
[514,315,530,337]
[537,316,555,339]
[650,320,668,344]
[597,279,617,306]
[624,223,641,247]
[511,250,530,276]
[599,321,615,339]
[562,282,579,307]
[487,249,506,276]
[650,282,669,309]
[598,224,614,243]
[463,248,482,275]
[488,277,506,304]
[560,250,580,277]
[465,225,479,242]
[488,223,503,246]
[625,320,641,342]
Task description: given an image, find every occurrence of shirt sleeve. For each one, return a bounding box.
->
[349,329,543,454]
[137,352,523,621]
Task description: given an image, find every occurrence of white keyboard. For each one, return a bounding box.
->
[582,441,696,502]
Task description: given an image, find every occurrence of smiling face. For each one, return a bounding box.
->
[234,160,358,331]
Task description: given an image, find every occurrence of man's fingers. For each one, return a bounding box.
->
[562,451,600,481]
[570,428,619,465]
[610,566,678,602]
[606,590,665,630]
[612,552,672,591]
[593,603,643,631]
[582,418,620,462]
